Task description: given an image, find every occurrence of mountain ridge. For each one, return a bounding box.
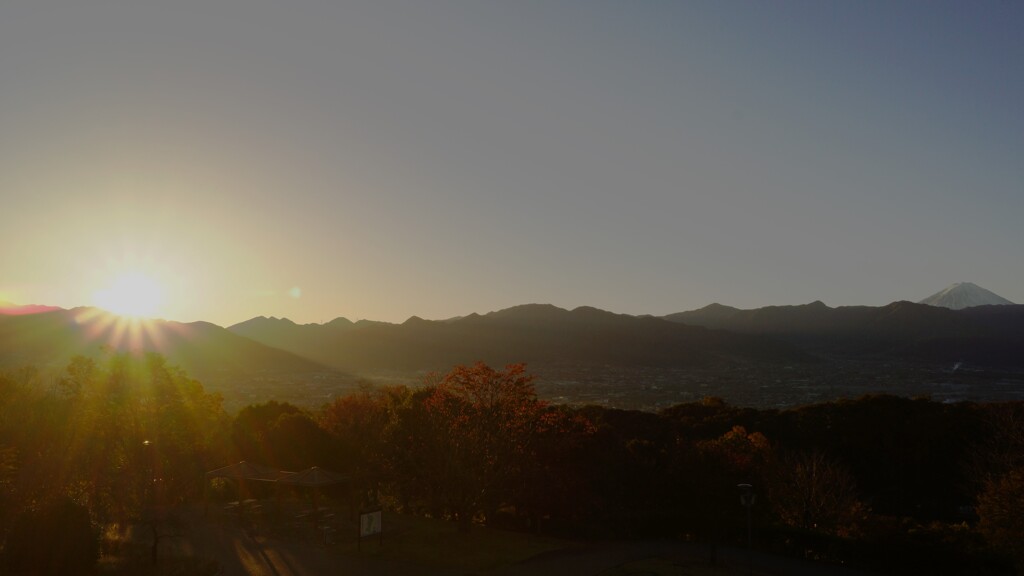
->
[664,299,1023,366]
[0,307,327,379]
[3,281,1022,381]
[226,302,806,373]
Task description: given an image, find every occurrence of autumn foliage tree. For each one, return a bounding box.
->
[319,385,412,504]
[977,467,1024,569]
[418,362,549,530]
[512,404,595,532]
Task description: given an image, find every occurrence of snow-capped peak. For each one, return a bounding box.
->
[918,282,1014,310]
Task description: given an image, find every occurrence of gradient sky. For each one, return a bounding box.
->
[2,1,1021,327]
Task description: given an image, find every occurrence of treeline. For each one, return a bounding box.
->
[0,353,228,574]
[2,354,1024,574]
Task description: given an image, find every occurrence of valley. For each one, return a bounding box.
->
[199,358,1024,414]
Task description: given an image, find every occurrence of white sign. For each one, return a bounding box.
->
[360,510,382,537]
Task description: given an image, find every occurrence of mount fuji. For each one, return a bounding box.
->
[918,282,1014,310]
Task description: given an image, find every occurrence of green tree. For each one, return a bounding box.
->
[265,412,336,470]
[4,353,228,565]
[232,400,303,466]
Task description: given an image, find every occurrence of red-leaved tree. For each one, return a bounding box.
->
[421,362,545,531]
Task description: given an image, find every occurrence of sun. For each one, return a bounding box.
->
[93,272,165,318]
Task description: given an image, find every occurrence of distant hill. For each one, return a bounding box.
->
[229,303,807,373]
[919,282,1014,310]
[664,300,969,338]
[0,301,62,315]
[0,307,327,379]
[664,301,1024,367]
[229,315,354,356]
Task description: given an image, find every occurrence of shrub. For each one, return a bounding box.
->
[3,497,99,575]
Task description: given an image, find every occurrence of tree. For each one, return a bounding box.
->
[2,496,99,575]
[513,404,595,532]
[766,450,865,537]
[319,385,411,501]
[2,353,228,566]
[977,467,1024,568]
[231,400,303,466]
[264,412,336,470]
[418,362,547,530]
[976,402,1024,482]
[699,425,770,475]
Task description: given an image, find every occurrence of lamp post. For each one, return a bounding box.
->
[142,440,154,501]
[738,483,755,576]
[142,440,160,565]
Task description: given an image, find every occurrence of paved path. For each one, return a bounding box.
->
[178,510,464,576]
[169,509,880,576]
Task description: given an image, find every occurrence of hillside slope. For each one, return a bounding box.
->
[0,307,327,378]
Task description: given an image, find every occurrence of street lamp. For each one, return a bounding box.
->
[142,440,160,565]
[738,483,755,575]
[142,440,154,489]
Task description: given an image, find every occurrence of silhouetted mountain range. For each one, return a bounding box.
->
[664,300,1024,367]
[228,303,805,373]
[0,301,62,315]
[3,286,1022,389]
[227,299,1024,373]
[0,307,325,378]
[663,300,969,339]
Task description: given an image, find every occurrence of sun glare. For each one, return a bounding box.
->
[93,272,165,318]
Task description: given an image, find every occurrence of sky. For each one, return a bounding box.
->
[1,1,1021,327]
